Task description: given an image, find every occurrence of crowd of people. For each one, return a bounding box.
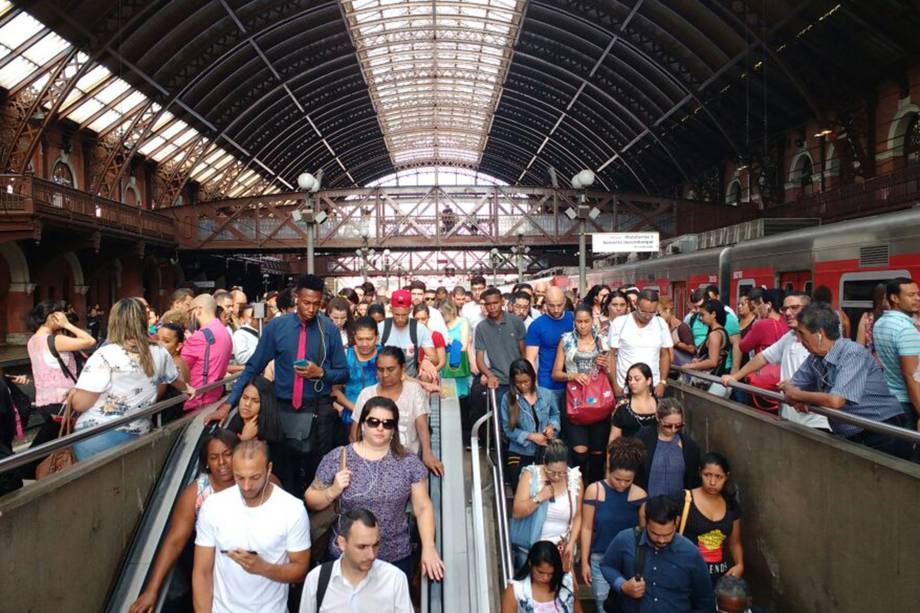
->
[4,270,919,612]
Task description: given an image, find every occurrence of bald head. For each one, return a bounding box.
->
[544,286,566,320]
[191,294,217,315]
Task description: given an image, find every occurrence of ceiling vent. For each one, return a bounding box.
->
[859,244,889,268]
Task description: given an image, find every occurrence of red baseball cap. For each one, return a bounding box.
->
[390,289,412,308]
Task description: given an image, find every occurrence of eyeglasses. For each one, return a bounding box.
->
[364,417,397,430]
[545,469,566,479]
[659,422,684,431]
[425,296,435,302]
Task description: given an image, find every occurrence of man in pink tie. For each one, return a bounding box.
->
[209,274,349,496]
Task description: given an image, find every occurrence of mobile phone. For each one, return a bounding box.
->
[293,359,309,368]
[221,549,258,555]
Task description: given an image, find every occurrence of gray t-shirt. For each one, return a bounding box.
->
[474,314,526,384]
[378,319,434,377]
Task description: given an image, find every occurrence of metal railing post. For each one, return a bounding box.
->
[489,388,514,588]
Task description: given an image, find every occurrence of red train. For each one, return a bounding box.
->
[568,208,920,332]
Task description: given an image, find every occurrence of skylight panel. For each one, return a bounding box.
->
[342,0,523,169]
[0,12,43,49]
[22,33,68,65]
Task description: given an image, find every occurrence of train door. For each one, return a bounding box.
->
[778,270,812,293]
[671,281,687,319]
[840,270,909,339]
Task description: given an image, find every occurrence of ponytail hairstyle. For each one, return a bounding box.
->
[506,358,537,429]
[606,436,646,474]
[701,299,727,327]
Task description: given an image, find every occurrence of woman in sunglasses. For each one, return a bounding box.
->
[635,398,702,497]
[305,396,446,582]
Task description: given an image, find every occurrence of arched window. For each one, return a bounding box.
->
[790,152,814,196]
[905,114,920,166]
[51,160,75,187]
[726,180,742,206]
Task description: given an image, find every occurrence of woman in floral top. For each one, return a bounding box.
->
[71,298,196,461]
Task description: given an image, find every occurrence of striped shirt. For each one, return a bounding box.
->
[872,310,920,403]
[790,338,904,437]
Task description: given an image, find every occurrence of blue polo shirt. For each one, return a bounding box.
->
[227,312,348,406]
[790,338,904,437]
[525,311,574,390]
[872,310,920,404]
[600,527,715,613]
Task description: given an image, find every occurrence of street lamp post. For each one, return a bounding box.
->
[295,172,325,274]
[511,232,530,283]
[489,248,501,286]
[382,249,391,291]
[567,170,598,297]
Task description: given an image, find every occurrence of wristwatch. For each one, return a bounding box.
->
[531,494,541,505]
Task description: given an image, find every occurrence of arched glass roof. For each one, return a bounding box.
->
[365,165,507,187]
[343,0,524,169]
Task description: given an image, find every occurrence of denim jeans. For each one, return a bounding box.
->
[590,552,611,609]
[73,429,139,461]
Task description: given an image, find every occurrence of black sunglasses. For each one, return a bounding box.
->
[364,417,397,430]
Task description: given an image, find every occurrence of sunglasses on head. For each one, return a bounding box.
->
[364,417,397,430]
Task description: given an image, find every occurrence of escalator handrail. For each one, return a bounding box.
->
[675,366,920,444]
[488,388,514,588]
[104,401,229,612]
[0,373,241,474]
[469,410,496,610]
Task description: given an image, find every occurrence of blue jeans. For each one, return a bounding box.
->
[538,386,565,419]
[73,429,139,461]
[590,552,611,608]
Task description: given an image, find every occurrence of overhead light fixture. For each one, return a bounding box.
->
[297,172,315,191]
[563,207,578,221]
[814,128,833,138]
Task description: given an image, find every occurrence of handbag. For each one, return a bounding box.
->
[35,400,76,479]
[565,339,615,425]
[279,408,316,455]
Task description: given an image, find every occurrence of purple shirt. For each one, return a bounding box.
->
[316,444,427,562]
[181,318,232,410]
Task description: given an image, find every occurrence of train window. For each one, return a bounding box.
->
[784,282,794,293]
[736,279,755,306]
[840,271,909,339]
[804,281,813,295]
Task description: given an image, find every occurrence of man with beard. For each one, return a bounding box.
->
[207,274,349,495]
[193,440,310,613]
[300,508,411,612]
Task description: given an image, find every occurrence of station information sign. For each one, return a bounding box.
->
[591,232,660,253]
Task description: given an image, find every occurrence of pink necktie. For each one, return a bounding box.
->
[292,322,307,409]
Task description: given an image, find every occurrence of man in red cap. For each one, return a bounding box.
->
[378,289,439,381]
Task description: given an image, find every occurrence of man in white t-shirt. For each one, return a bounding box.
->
[460,275,487,330]
[608,289,673,397]
[193,440,311,612]
[722,292,830,431]
[300,508,412,613]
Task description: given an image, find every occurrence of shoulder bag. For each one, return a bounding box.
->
[565,337,615,425]
[35,400,76,479]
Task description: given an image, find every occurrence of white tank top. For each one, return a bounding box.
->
[538,489,574,544]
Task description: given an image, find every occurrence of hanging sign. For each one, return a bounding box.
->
[591,232,660,253]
